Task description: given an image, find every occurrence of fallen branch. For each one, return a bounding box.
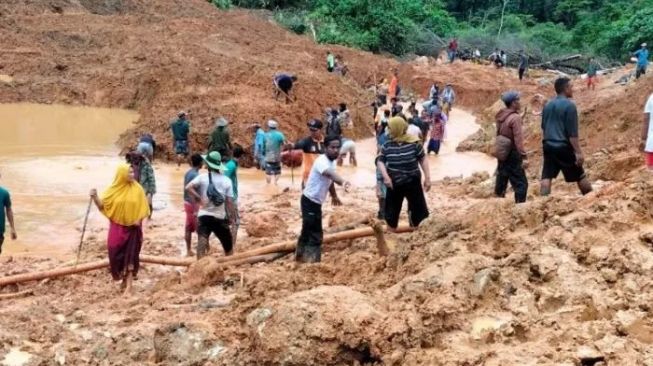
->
[0,225,413,286]
[0,260,109,288]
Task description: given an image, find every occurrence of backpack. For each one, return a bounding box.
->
[206,172,225,206]
[493,113,517,161]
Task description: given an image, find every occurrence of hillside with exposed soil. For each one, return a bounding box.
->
[2,0,653,366]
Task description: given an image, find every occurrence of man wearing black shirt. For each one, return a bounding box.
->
[540,77,592,196]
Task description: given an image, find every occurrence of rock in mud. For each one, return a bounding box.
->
[247,286,386,365]
[473,267,500,296]
[151,270,181,293]
[153,322,224,365]
[185,257,224,289]
[245,211,288,238]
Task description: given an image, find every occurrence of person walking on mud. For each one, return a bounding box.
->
[208,117,232,155]
[262,120,287,185]
[0,173,17,254]
[185,151,237,259]
[293,119,325,188]
[169,111,191,167]
[634,43,649,80]
[90,163,150,295]
[586,57,599,91]
[518,50,529,82]
[448,38,458,63]
[494,91,529,203]
[223,146,243,248]
[540,77,592,196]
[183,154,203,257]
[377,117,431,231]
[441,83,456,117]
[127,151,156,219]
[640,92,653,169]
[388,68,399,100]
[296,135,351,263]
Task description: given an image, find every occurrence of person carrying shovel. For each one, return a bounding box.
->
[273,72,298,103]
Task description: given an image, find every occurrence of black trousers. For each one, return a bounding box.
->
[495,149,528,203]
[518,67,526,80]
[296,195,323,263]
[385,175,429,229]
[197,215,233,258]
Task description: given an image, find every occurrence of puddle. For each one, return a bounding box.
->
[0,103,139,256]
[0,103,493,257]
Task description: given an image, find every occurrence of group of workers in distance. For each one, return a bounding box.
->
[69,37,652,295]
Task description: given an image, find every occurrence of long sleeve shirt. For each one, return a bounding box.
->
[496,109,527,156]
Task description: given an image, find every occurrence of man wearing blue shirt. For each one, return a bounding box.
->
[634,43,649,80]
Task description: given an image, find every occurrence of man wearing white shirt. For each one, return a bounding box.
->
[642,93,653,169]
[296,135,352,263]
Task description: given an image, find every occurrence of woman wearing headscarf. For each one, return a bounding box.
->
[376,117,431,231]
[90,163,150,295]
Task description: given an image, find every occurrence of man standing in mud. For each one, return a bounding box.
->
[0,173,17,254]
[495,91,528,203]
[540,77,592,196]
[169,111,190,167]
[296,135,351,263]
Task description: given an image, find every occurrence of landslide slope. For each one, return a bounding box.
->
[0,0,397,156]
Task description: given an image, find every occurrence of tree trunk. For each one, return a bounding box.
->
[498,0,509,37]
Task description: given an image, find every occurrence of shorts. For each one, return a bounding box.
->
[542,143,586,182]
[646,152,653,170]
[184,201,199,232]
[587,75,598,86]
[174,140,189,155]
[340,140,356,155]
[327,66,334,72]
[384,175,429,229]
[265,161,282,175]
[137,142,153,157]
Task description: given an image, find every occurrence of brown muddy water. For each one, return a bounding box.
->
[0,104,494,257]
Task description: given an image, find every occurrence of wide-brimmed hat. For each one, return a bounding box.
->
[202,151,225,171]
[215,117,228,127]
[268,119,278,129]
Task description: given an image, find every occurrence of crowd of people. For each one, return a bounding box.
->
[2,40,651,296]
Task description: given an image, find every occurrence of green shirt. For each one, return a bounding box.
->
[170,119,190,141]
[224,159,238,200]
[0,187,11,235]
[587,62,598,77]
[139,161,156,195]
[327,54,335,68]
[208,127,231,153]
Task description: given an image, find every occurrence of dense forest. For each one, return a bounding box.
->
[210,0,653,62]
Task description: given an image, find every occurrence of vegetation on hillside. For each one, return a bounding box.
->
[210,0,653,62]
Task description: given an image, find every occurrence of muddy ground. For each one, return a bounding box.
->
[2,0,653,365]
